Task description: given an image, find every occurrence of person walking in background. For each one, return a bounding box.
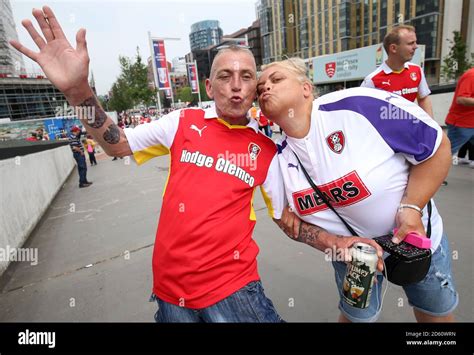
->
[361,25,433,118]
[70,126,92,188]
[85,135,98,166]
[455,141,474,167]
[36,127,49,140]
[445,67,474,169]
[257,108,272,138]
[249,103,258,121]
[25,132,38,141]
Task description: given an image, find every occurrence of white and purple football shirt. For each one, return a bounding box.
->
[276,87,443,252]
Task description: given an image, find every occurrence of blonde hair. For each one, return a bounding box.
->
[383,25,416,53]
[261,57,312,85]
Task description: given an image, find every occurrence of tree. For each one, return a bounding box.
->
[108,47,157,111]
[177,87,193,103]
[441,31,473,82]
[198,80,209,102]
[176,80,209,106]
[97,95,109,111]
[109,78,133,112]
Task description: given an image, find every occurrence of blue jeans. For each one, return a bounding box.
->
[446,124,474,155]
[151,281,284,323]
[264,125,273,138]
[73,152,88,185]
[332,234,458,322]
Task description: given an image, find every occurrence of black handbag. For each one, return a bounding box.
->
[292,152,432,286]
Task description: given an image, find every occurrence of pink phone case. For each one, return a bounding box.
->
[393,228,432,249]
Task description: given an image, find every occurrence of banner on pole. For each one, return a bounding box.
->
[187,63,199,94]
[152,39,171,90]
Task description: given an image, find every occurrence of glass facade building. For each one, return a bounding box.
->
[0,0,26,76]
[257,0,446,83]
[189,20,223,51]
[0,78,67,121]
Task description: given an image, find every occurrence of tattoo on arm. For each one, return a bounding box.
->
[274,219,328,251]
[298,222,323,248]
[79,96,108,129]
[103,124,121,144]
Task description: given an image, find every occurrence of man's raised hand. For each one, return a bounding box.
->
[9,6,92,105]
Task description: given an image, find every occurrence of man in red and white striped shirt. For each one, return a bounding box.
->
[361,25,433,118]
[12,6,287,323]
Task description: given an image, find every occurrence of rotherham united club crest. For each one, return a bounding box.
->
[326,131,345,154]
[248,142,261,160]
[410,72,418,81]
[325,62,336,78]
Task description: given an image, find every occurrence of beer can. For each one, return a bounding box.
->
[342,242,378,309]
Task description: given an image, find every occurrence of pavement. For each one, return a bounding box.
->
[0,149,472,322]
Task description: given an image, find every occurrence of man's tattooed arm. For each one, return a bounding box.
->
[75,95,132,156]
[273,219,341,252]
[80,96,108,129]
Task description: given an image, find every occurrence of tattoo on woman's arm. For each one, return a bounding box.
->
[274,219,327,249]
[298,223,323,247]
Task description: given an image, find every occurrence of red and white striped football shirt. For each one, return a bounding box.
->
[361,61,430,103]
[124,107,285,308]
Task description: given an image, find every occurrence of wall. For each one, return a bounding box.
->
[0,145,75,275]
[432,91,454,126]
[440,0,463,84]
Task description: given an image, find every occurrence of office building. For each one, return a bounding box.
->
[0,0,26,76]
[257,0,471,84]
[189,20,223,51]
[0,77,67,121]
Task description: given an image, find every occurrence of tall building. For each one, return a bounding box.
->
[0,0,26,76]
[172,57,187,73]
[189,20,223,51]
[0,77,67,121]
[258,0,469,84]
[221,19,263,67]
[247,20,263,67]
[189,20,263,79]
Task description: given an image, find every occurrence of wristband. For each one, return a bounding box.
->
[398,203,423,217]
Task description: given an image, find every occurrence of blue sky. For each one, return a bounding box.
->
[11,0,257,95]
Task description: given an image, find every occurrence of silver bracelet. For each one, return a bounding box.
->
[398,203,423,216]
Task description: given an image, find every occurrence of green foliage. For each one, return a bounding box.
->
[108,47,157,111]
[199,80,209,101]
[176,80,209,105]
[177,87,193,103]
[442,31,473,81]
[97,95,109,111]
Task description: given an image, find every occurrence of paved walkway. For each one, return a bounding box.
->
[0,151,472,322]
